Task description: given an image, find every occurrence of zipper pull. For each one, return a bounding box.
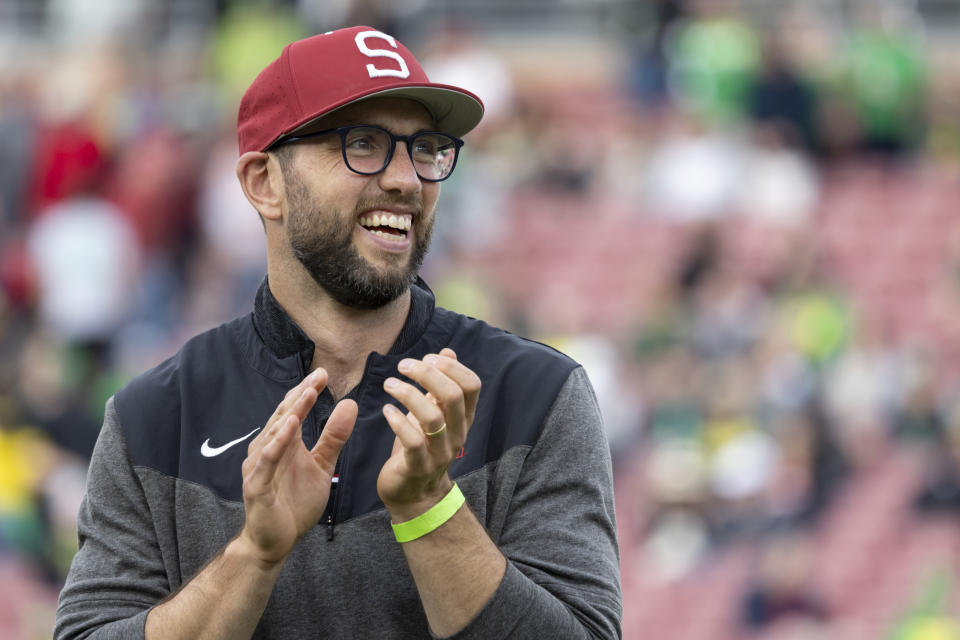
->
[327,514,335,541]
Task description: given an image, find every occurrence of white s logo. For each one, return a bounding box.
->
[354,30,410,79]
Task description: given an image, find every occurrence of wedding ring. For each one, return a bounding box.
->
[425,423,447,438]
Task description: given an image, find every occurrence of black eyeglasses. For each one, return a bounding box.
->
[272,124,464,182]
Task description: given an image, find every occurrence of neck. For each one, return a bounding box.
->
[268,264,411,399]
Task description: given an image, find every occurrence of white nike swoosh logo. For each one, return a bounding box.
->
[200,427,261,458]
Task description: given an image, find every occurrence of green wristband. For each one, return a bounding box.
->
[391,483,466,543]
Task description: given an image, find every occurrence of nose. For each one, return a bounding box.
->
[377,141,422,195]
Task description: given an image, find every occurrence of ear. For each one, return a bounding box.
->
[236,151,285,222]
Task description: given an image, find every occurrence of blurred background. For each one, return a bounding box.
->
[2,0,960,638]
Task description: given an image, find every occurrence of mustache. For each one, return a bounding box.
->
[355,196,423,218]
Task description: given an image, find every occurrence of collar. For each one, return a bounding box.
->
[252,276,437,370]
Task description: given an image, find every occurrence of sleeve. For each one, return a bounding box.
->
[54,398,169,640]
[447,366,623,640]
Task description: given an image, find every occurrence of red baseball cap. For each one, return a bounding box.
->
[237,26,484,154]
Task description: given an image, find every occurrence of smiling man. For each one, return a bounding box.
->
[55,26,622,640]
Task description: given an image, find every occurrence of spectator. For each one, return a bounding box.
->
[741,530,828,632]
[842,3,928,157]
[747,37,818,153]
[664,0,762,124]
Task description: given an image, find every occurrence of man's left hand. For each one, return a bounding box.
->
[378,348,481,521]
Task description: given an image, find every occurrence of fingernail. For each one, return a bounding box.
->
[424,355,438,366]
[384,377,399,390]
[383,403,400,417]
[398,359,414,373]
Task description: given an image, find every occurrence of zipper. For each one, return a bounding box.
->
[322,353,375,540]
[327,464,340,541]
[298,360,340,540]
[324,378,364,543]
[305,356,364,543]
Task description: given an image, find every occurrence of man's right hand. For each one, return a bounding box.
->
[146,369,356,639]
[237,368,357,567]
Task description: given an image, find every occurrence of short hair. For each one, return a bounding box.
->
[270,144,296,178]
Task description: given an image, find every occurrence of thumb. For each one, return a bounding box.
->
[311,398,357,470]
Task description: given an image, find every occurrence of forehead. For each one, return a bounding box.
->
[300,97,436,134]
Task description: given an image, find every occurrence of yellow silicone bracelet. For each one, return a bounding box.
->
[391,483,466,543]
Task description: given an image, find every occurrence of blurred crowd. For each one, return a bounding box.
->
[2,0,960,638]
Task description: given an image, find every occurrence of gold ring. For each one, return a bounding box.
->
[425,423,446,438]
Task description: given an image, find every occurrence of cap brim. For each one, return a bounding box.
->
[280,84,484,144]
[362,85,484,138]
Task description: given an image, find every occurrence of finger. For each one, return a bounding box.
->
[272,369,329,423]
[384,375,447,435]
[398,355,479,436]
[249,371,327,456]
[382,403,430,467]
[425,352,481,424]
[248,385,318,459]
[311,399,357,471]
[281,369,329,419]
[245,413,299,492]
[396,358,464,418]
[288,384,322,425]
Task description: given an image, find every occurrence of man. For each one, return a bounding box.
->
[55,26,621,639]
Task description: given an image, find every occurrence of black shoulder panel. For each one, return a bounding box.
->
[435,310,580,476]
[113,316,296,501]
[114,348,183,478]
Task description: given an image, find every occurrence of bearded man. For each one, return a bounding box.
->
[55,26,621,640]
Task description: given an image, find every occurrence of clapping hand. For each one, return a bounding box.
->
[378,348,481,521]
[238,369,357,566]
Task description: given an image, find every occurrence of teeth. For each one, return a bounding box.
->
[371,229,404,241]
[360,212,412,231]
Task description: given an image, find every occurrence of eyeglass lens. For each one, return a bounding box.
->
[342,127,458,181]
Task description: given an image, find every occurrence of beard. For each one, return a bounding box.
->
[284,169,433,310]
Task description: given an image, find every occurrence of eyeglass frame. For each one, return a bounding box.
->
[269,124,465,183]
